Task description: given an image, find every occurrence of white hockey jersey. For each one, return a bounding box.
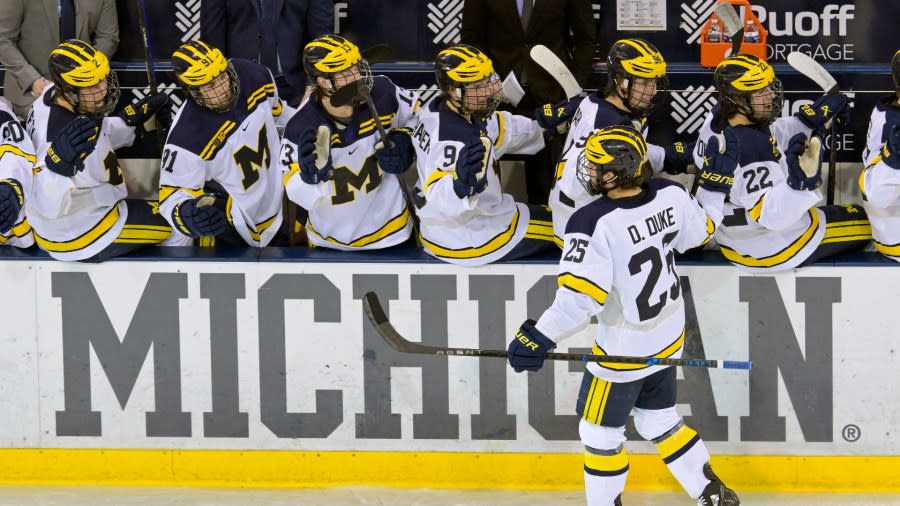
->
[281,77,419,250]
[26,86,136,261]
[410,98,545,266]
[537,178,716,383]
[550,95,665,241]
[694,111,825,272]
[862,95,900,166]
[860,151,900,261]
[160,59,290,246]
[0,100,35,248]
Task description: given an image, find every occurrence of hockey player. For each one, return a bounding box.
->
[0,99,35,248]
[160,40,294,247]
[693,54,870,272]
[280,35,419,250]
[507,126,738,506]
[862,50,900,166]
[859,52,900,262]
[410,44,557,265]
[549,39,694,240]
[26,40,177,262]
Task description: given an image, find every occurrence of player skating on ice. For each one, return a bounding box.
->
[507,126,738,506]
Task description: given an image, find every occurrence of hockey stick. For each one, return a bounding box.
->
[362,292,752,370]
[134,0,166,155]
[529,45,582,100]
[714,1,744,58]
[329,72,422,242]
[786,52,840,204]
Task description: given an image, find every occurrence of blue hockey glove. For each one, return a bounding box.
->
[172,197,227,238]
[507,319,557,373]
[663,141,695,175]
[796,93,850,133]
[297,127,334,184]
[881,123,900,170]
[45,115,98,177]
[535,97,582,131]
[697,129,739,194]
[453,138,488,198]
[785,133,824,191]
[374,129,415,174]
[0,179,24,234]
[118,92,170,127]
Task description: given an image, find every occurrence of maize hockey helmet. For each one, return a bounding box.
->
[303,35,373,100]
[435,44,501,120]
[714,54,783,125]
[172,40,240,113]
[577,125,648,196]
[892,49,900,94]
[606,38,668,116]
[48,39,120,119]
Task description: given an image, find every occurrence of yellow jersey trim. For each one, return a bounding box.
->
[308,207,411,248]
[720,209,820,268]
[558,272,608,306]
[421,210,519,259]
[593,328,685,371]
[33,203,121,253]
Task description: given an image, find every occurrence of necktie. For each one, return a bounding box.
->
[60,0,76,41]
[258,0,279,71]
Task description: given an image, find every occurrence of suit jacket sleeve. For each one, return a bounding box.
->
[201,0,228,52]
[460,0,487,52]
[0,0,41,91]
[566,0,596,85]
[306,0,334,39]
[92,0,120,58]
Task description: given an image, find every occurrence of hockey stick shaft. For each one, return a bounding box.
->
[786,52,840,204]
[362,292,751,370]
[134,0,165,154]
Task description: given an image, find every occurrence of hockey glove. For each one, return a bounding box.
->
[796,93,850,133]
[697,129,739,194]
[507,319,556,373]
[535,97,582,131]
[662,141,696,175]
[0,179,24,234]
[785,133,824,191]
[172,197,227,238]
[881,123,900,170]
[374,129,415,174]
[453,138,489,198]
[297,126,334,184]
[44,115,98,177]
[118,92,170,128]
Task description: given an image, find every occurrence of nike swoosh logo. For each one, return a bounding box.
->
[241,124,249,131]
[348,147,358,155]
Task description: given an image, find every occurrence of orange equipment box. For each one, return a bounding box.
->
[699,0,767,68]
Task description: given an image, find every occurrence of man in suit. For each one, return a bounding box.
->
[202,0,333,107]
[462,0,596,205]
[0,0,119,118]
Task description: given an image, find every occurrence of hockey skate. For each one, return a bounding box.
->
[697,463,740,506]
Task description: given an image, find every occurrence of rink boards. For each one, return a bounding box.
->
[0,249,898,491]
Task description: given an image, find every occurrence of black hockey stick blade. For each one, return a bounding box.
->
[362,292,751,370]
[361,44,394,64]
[329,81,358,107]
